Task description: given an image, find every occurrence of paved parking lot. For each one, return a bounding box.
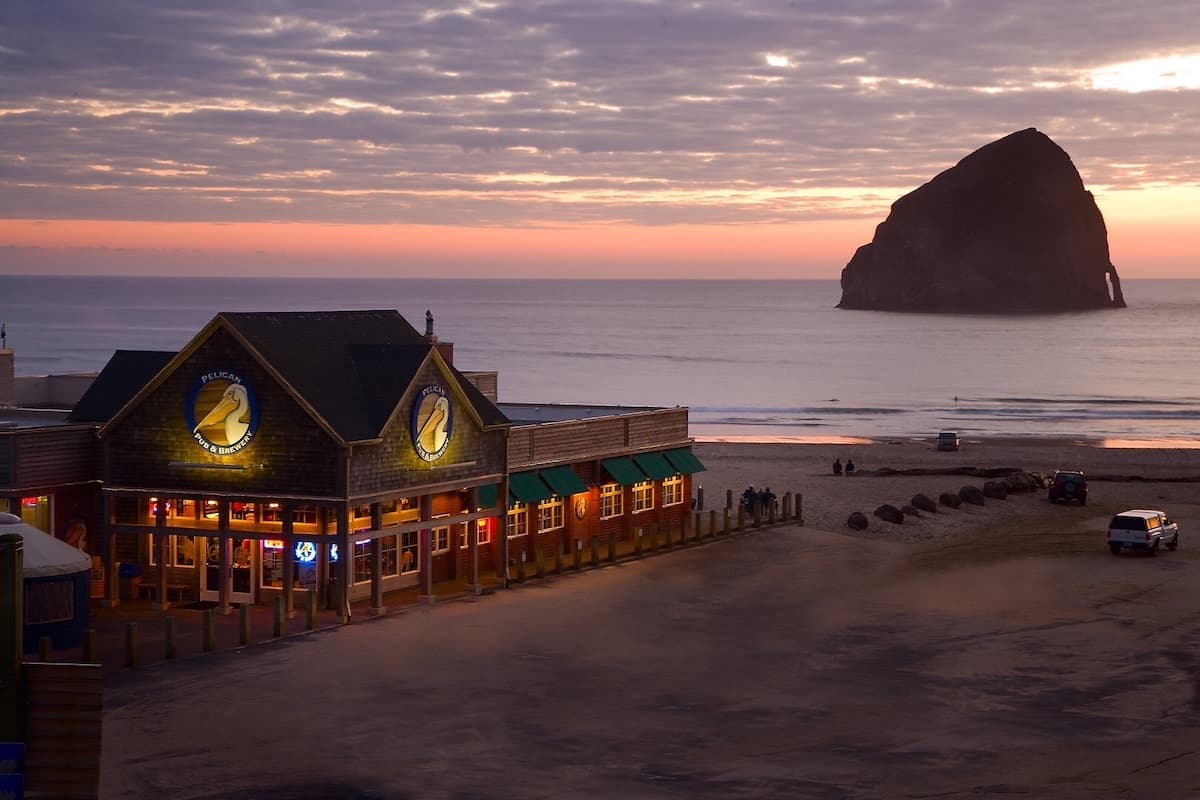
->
[100,506,1200,799]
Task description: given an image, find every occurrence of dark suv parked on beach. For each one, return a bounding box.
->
[1048,470,1088,505]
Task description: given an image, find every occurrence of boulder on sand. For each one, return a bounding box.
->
[847,512,870,530]
[911,493,938,513]
[939,492,962,508]
[959,485,986,505]
[874,504,905,524]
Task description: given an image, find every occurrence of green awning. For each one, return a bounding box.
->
[539,465,589,497]
[664,447,707,475]
[633,451,676,480]
[601,457,647,486]
[507,471,554,504]
[476,483,499,510]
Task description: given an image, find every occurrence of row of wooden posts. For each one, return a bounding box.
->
[511,489,803,582]
[34,489,803,669]
[37,592,323,670]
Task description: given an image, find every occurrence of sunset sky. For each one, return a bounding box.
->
[2,1,1199,279]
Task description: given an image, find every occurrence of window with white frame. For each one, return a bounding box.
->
[477,519,492,545]
[600,483,623,519]
[507,503,528,538]
[632,480,654,513]
[400,530,418,574]
[663,475,683,506]
[432,525,451,554]
[538,496,564,531]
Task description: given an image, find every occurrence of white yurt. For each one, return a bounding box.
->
[0,512,92,652]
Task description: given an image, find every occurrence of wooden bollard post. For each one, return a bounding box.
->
[535,545,545,579]
[516,552,527,582]
[634,529,643,557]
[306,591,318,630]
[694,512,702,542]
[38,636,53,663]
[753,502,762,529]
[82,629,97,664]
[697,486,705,510]
[554,543,564,575]
[573,539,582,571]
[709,509,718,539]
[796,492,804,525]
[736,504,745,531]
[239,603,251,646]
[591,536,600,567]
[768,499,776,525]
[723,508,731,536]
[273,596,284,638]
[203,609,216,652]
[125,622,138,668]
[783,493,792,521]
[165,616,177,660]
[726,489,733,510]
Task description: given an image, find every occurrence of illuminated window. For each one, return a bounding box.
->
[400,530,418,574]
[507,503,528,538]
[352,504,373,532]
[600,484,623,519]
[353,540,372,584]
[461,519,492,548]
[381,534,399,577]
[20,495,51,533]
[538,496,564,531]
[632,480,654,513]
[148,534,197,568]
[663,475,683,506]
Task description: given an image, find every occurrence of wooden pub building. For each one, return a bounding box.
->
[5,309,705,623]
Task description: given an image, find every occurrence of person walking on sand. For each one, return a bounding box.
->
[832,458,843,476]
[845,459,856,476]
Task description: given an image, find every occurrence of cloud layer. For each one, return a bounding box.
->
[3,0,1199,228]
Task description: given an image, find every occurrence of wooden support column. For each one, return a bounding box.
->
[218,501,233,615]
[102,493,119,608]
[467,487,481,593]
[369,503,384,616]
[336,506,351,623]
[418,494,434,602]
[282,505,296,620]
[153,498,169,610]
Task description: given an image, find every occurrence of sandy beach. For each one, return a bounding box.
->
[693,437,1200,541]
[99,439,1200,799]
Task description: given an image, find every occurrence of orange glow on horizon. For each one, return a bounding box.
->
[1,211,1197,278]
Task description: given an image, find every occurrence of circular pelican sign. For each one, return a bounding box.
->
[187,370,260,455]
[411,384,453,462]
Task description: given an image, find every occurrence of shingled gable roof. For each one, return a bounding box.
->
[69,350,176,423]
[219,310,509,443]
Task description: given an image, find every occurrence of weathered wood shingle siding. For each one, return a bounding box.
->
[103,328,341,497]
[348,360,507,496]
[1,427,98,492]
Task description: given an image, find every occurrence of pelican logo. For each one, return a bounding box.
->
[411,384,453,462]
[187,370,260,455]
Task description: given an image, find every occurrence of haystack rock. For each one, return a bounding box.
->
[838,128,1126,312]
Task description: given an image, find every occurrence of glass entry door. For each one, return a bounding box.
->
[201,537,256,603]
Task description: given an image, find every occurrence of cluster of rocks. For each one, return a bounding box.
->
[846,470,1045,530]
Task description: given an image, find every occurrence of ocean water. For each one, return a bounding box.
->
[3,275,1199,444]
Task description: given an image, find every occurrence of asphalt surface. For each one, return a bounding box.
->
[100,498,1200,799]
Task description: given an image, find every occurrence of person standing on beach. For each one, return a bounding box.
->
[833,458,843,476]
[845,459,856,475]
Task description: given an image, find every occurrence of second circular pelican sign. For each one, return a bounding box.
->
[411,384,453,462]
